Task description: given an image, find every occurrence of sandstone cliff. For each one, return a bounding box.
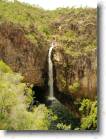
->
[0,22,49,86]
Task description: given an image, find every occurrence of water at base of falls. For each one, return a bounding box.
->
[48,96,55,101]
[48,42,55,101]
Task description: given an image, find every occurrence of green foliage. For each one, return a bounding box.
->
[32,105,56,130]
[10,104,55,130]
[69,82,80,93]
[0,0,96,59]
[0,0,49,32]
[0,61,55,130]
[64,48,82,57]
[25,34,37,44]
[61,79,66,89]
[10,109,37,130]
[0,61,32,129]
[79,99,97,130]
[0,60,12,73]
[57,123,71,130]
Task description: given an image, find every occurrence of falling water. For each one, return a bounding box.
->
[48,42,55,100]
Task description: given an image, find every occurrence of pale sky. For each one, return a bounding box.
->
[18,0,97,10]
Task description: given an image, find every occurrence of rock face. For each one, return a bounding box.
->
[49,8,97,107]
[51,46,96,116]
[53,47,97,100]
[0,22,49,87]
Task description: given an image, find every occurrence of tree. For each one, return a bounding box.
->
[79,99,97,130]
[0,60,56,130]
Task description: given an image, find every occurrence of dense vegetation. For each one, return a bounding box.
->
[0,0,97,130]
[0,0,96,41]
[0,60,56,130]
[0,60,97,130]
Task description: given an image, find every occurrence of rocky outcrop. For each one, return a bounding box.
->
[0,22,49,86]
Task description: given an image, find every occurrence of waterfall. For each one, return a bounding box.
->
[48,42,55,100]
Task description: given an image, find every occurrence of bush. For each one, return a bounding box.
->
[79,99,97,130]
[0,60,12,73]
[69,82,80,93]
[10,104,54,130]
[57,123,71,130]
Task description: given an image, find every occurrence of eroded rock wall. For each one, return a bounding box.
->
[53,47,97,100]
[0,22,49,86]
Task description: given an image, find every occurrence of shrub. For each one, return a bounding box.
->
[0,60,12,73]
[79,99,97,130]
[69,82,80,93]
[10,104,55,130]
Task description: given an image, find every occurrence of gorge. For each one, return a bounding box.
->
[0,0,97,130]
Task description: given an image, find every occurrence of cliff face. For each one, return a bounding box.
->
[0,22,49,86]
[53,47,97,100]
[49,8,97,101]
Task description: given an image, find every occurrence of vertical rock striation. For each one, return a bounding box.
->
[0,22,49,87]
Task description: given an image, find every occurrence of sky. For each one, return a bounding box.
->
[18,0,97,10]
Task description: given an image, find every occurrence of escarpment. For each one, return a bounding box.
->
[0,22,49,87]
[50,8,97,112]
[53,47,96,100]
[52,9,96,92]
